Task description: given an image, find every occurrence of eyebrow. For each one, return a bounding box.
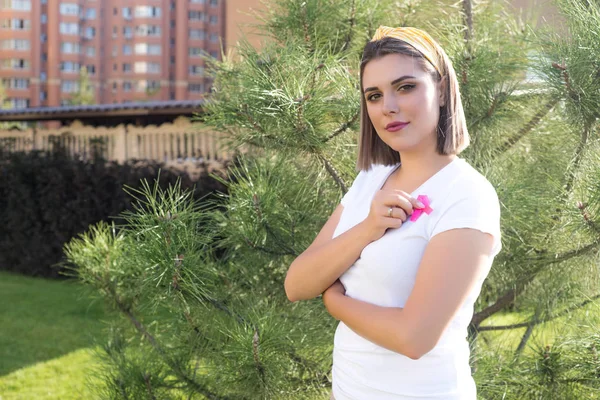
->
[363,75,416,93]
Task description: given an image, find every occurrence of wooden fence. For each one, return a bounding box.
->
[0,116,234,163]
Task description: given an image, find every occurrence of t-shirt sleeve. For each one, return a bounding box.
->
[340,169,368,207]
[427,178,502,256]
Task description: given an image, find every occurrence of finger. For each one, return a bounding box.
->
[384,194,414,214]
[396,208,407,222]
[385,217,403,229]
[390,190,425,209]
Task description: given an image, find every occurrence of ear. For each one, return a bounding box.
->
[437,76,447,107]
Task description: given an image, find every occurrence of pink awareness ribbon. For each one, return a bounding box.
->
[410,195,433,222]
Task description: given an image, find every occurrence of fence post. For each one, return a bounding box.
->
[114,124,127,163]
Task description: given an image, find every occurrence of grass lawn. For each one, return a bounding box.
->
[0,271,114,400]
[1,270,598,399]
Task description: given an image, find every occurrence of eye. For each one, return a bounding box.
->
[398,84,415,92]
[366,93,381,102]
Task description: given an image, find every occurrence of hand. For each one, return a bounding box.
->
[323,280,346,318]
[361,189,424,241]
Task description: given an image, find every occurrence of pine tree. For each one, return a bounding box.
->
[68,66,95,105]
[66,0,600,398]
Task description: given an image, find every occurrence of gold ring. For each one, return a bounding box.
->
[387,207,393,217]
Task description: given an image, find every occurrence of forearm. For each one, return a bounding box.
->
[325,293,425,360]
[284,222,372,302]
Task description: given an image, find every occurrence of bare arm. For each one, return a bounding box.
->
[323,228,494,359]
[285,189,423,302]
[284,204,371,301]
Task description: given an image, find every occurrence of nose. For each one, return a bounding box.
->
[382,93,398,115]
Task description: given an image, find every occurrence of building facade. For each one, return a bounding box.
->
[0,0,227,107]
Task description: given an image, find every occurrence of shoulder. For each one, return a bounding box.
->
[354,163,399,188]
[448,158,499,203]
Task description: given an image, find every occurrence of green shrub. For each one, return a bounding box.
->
[0,149,228,278]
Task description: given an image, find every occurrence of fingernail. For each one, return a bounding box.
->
[416,201,425,208]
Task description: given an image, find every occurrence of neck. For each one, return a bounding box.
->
[395,148,456,184]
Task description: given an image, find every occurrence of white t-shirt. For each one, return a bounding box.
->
[331,157,501,400]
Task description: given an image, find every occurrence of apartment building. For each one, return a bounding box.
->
[0,0,227,108]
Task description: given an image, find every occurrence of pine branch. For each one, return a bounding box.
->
[564,120,592,194]
[493,96,560,157]
[515,308,541,356]
[463,0,473,45]
[326,110,360,142]
[99,277,228,400]
[253,328,266,383]
[318,154,348,193]
[143,373,157,400]
[476,294,600,332]
[472,238,600,327]
[341,0,356,52]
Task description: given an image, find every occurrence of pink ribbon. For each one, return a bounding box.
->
[410,195,433,222]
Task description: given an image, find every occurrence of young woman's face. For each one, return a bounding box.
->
[362,53,444,154]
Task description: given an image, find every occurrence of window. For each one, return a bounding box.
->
[2,78,29,90]
[134,43,161,55]
[112,46,118,56]
[189,11,206,21]
[41,14,47,24]
[59,3,80,16]
[7,98,30,109]
[86,65,96,75]
[135,25,161,37]
[210,16,218,25]
[188,83,204,93]
[123,81,132,92]
[123,26,133,38]
[210,0,218,6]
[61,42,81,54]
[135,6,161,18]
[134,62,160,74]
[123,7,132,19]
[40,34,47,42]
[59,23,80,35]
[60,61,81,72]
[210,51,218,59]
[84,27,96,39]
[210,33,218,43]
[112,26,117,38]
[85,8,96,19]
[1,39,30,50]
[40,72,46,81]
[42,53,47,61]
[112,82,117,92]
[189,47,203,57]
[189,65,204,76]
[123,63,132,72]
[3,0,31,11]
[191,0,205,3]
[40,91,47,101]
[113,7,117,15]
[61,81,79,93]
[170,20,175,28]
[189,29,206,40]
[1,18,30,30]
[2,59,29,69]
[136,80,160,92]
[86,46,95,57]
[123,44,132,55]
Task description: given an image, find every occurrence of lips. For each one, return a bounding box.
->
[385,121,409,132]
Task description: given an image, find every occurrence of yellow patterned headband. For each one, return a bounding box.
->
[371,26,443,75]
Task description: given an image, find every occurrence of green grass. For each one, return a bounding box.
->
[0,271,114,399]
[1,271,598,399]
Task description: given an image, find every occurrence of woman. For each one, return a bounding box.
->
[284,26,501,399]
